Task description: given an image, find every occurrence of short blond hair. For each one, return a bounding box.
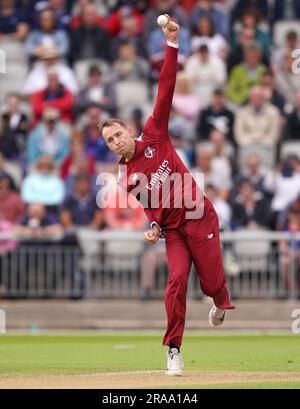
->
[98,118,127,136]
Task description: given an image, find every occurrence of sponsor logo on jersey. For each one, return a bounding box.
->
[144,146,156,159]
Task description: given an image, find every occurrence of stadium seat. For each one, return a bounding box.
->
[103,230,144,273]
[238,145,276,170]
[273,20,300,47]
[232,229,271,274]
[74,59,110,86]
[196,141,235,157]
[0,40,27,64]
[115,80,149,117]
[280,141,300,160]
[0,64,28,102]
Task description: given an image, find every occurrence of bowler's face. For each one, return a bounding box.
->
[102,123,134,156]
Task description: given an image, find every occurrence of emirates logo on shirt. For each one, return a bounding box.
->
[144,146,156,159]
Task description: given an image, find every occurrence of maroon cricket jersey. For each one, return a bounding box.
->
[118,44,204,230]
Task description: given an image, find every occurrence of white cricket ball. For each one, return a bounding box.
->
[157,14,169,27]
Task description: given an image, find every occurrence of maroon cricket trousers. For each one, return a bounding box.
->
[163,198,235,348]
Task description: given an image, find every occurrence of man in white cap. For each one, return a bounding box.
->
[23,43,79,96]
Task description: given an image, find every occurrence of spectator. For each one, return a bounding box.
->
[190,0,229,37]
[21,156,65,207]
[111,9,147,59]
[205,184,232,231]
[0,0,28,41]
[191,15,227,59]
[227,26,256,71]
[231,178,270,229]
[14,203,63,242]
[271,31,300,74]
[0,173,24,224]
[285,91,300,140]
[76,65,117,116]
[144,0,188,40]
[279,203,300,293]
[0,116,20,160]
[82,105,116,164]
[0,154,17,190]
[191,145,232,197]
[25,8,69,60]
[1,93,29,154]
[231,0,269,23]
[172,71,201,124]
[26,107,70,166]
[260,70,286,115]
[31,67,74,125]
[48,0,71,31]
[64,155,98,197]
[231,8,271,61]
[209,128,234,195]
[196,87,235,142]
[264,156,300,219]
[277,196,300,231]
[70,0,107,31]
[112,40,149,81]
[185,44,226,108]
[140,241,167,301]
[70,3,111,64]
[61,173,104,229]
[169,126,191,169]
[60,131,96,180]
[233,153,267,197]
[103,189,146,230]
[227,43,267,106]
[107,3,144,39]
[275,53,300,109]
[272,0,300,22]
[23,43,79,95]
[234,86,281,147]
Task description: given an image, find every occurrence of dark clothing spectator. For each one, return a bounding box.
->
[61,174,104,229]
[190,2,228,37]
[231,0,269,22]
[70,25,111,63]
[0,128,20,160]
[285,111,300,140]
[272,0,300,22]
[76,82,117,116]
[2,112,28,140]
[83,127,116,163]
[61,193,101,227]
[196,105,235,143]
[20,213,58,228]
[231,194,270,229]
[0,4,28,39]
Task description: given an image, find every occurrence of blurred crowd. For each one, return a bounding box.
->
[1,0,300,249]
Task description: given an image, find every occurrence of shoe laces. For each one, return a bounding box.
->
[168,351,182,369]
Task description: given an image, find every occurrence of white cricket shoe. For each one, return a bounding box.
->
[209,305,226,328]
[165,348,184,376]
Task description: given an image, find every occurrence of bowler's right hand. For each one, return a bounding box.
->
[144,225,160,244]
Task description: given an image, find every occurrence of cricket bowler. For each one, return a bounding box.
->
[99,17,235,377]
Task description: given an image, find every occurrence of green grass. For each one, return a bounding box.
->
[0,334,299,388]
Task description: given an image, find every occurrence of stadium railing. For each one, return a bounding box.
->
[0,229,299,300]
